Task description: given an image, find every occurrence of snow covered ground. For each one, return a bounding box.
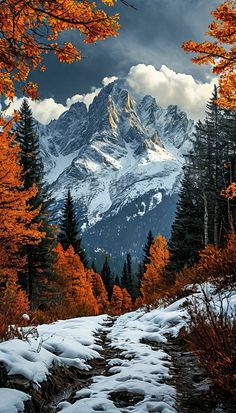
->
[0,285,235,413]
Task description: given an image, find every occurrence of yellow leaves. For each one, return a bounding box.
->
[182,1,236,112]
[102,0,116,5]
[0,0,120,99]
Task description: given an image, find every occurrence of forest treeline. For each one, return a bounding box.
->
[0,87,236,341]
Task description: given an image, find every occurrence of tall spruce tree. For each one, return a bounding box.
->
[143,230,154,271]
[136,262,144,296]
[121,253,137,301]
[168,165,204,273]
[16,99,56,308]
[101,256,113,300]
[168,87,236,273]
[58,190,87,267]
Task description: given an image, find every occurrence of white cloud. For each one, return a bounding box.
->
[127,64,217,121]
[4,75,119,125]
[66,76,118,108]
[4,67,216,124]
[4,97,67,124]
[102,76,118,86]
[66,88,101,109]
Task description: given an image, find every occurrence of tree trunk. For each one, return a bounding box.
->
[203,190,209,247]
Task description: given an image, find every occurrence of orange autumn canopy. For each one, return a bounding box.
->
[183,1,236,111]
[0,0,120,99]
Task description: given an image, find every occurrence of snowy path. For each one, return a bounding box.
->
[58,308,182,413]
[0,286,235,413]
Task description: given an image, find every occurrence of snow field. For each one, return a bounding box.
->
[0,285,235,412]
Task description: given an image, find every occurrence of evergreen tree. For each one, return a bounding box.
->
[15,100,56,308]
[168,87,236,273]
[16,99,43,190]
[121,261,127,289]
[58,189,87,266]
[168,165,204,273]
[121,253,137,301]
[101,256,113,300]
[143,230,154,271]
[136,262,144,296]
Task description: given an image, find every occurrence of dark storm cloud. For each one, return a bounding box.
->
[30,0,221,103]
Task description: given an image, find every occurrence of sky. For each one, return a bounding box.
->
[7,0,221,123]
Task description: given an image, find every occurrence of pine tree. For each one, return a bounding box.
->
[15,100,56,308]
[121,254,136,300]
[143,230,154,271]
[121,261,127,288]
[136,262,144,295]
[101,256,113,300]
[58,189,87,266]
[168,87,236,274]
[16,99,43,190]
[168,165,204,273]
[126,253,135,300]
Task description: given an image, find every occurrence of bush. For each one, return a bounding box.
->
[185,292,236,395]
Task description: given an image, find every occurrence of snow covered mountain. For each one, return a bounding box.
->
[38,80,194,268]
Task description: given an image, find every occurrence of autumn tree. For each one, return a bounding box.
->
[109,285,132,316]
[88,269,109,313]
[58,189,87,266]
[183,1,236,112]
[15,100,57,308]
[0,117,42,335]
[0,273,29,340]
[142,235,170,305]
[0,0,120,100]
[54,244,98,318]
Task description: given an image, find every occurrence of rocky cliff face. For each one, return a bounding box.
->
[38,80,194,269]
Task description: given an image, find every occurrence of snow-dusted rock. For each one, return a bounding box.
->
[38,81,194,263]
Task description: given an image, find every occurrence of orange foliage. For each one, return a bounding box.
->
[221,182,236,199]
[88,269,109,313]
[54,244,99,318]
[109,285,132,316]
[186,297,236,395]
[183,1,236,111]
[141,235,169,305]
[172,236,236,299]
[0,117,42,269]
[0,0,119,99]
[0,272,29,340]
[0,116,42,338]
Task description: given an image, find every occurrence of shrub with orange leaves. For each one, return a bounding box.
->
[0,272,29,340]
[185,293,236,395]
[141,235,170,305]
[172,236,236,300]
[54,244,99,318]
[182,1,236,112]
[0,0,120,99]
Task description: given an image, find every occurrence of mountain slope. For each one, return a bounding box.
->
[38,80,194,268]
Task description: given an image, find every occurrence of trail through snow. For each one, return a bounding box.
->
[0,285,235,413]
